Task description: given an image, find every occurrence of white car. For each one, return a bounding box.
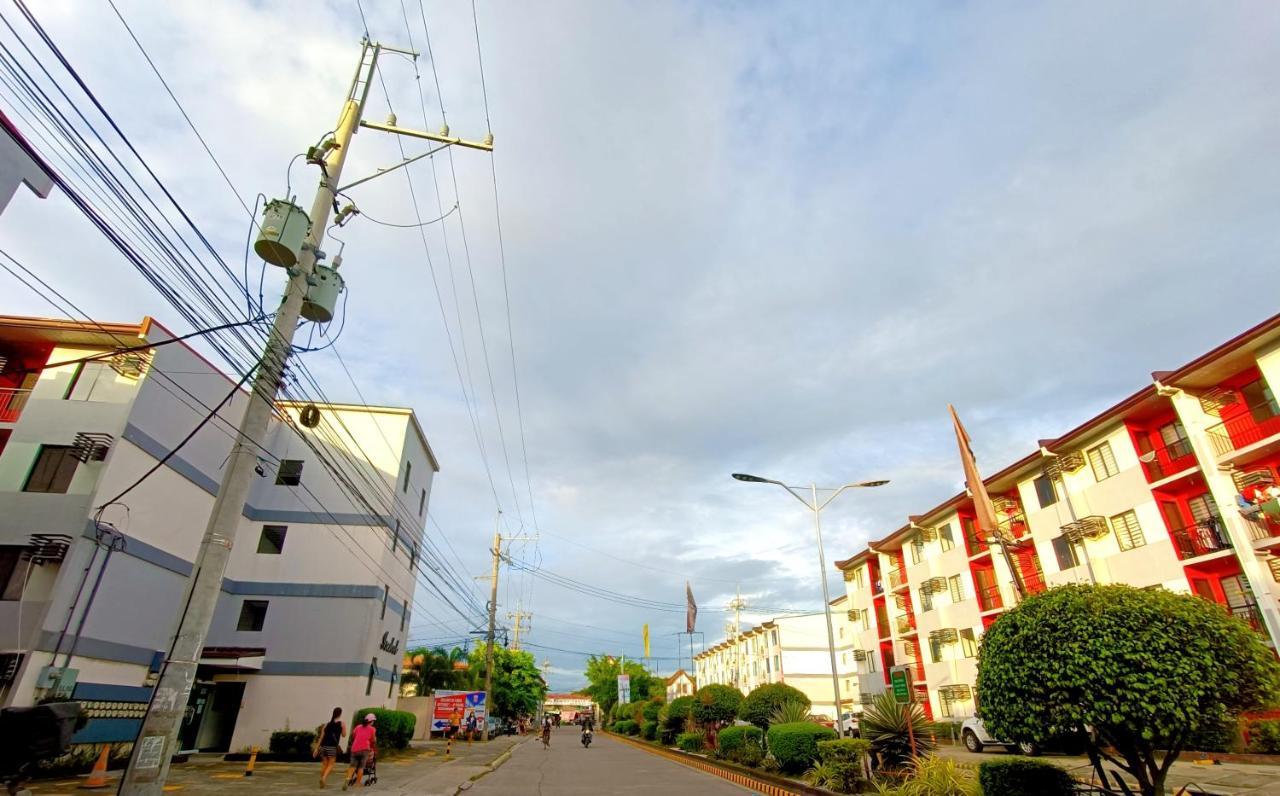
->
[838,712,860,737]
[960,716,1040,756]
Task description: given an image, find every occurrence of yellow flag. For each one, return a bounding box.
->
[643,624,650,658]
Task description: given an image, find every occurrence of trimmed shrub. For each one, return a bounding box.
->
[641,720,658,741]
[676,731,705,753]
[662,695,695,744]
[356,707,415,750]
[978,757,1074,796]
[1187,713,1241,753]
[737,742,765,768]
[717,725,763,758]
[642,699,664,723]
[766,721,837,774]
[818,737,870,764]
[805,761,861,794]
[613,719,638,736]
[692,684,743,726]
[1248,719,1280,754]
[740,683,811,732]
[268,730,316,760]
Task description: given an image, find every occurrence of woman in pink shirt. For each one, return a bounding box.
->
[343,714,377,790]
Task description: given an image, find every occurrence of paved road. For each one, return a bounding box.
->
[468,727,752,795]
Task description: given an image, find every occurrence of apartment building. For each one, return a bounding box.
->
[835,313,1280,722]
[0,314,439,752]
[692,608,858,720]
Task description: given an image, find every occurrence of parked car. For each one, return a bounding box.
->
[960,715,1086,756]
[838,712,860,738]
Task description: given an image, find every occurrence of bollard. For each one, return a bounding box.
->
[81,745,111,789]
[244,746,259,777]
[445,732,453,759]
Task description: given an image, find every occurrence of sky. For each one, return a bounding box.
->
[2,1,1279,691]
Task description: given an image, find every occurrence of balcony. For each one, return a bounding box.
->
[1230,604,1263,634]
[1139,436,1198,482]
[0,388,31,423]
[977,583,1003,612]
[1168,519,1231,560]
[894,614,917,635]
[887,568,908,591]
[1205,402,1280,460]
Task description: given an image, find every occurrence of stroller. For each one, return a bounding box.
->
[346,752,376,788]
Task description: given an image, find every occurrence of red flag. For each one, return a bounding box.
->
[949,405,1002,540]
[686,581,697,634]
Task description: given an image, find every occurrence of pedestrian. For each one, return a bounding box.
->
[541,715,552,750]
[317,707,346,788]
[465,710,477,741]
[342,713,377,791]
[449,706,463,741]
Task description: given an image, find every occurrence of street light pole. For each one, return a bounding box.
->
[732,474,888,736]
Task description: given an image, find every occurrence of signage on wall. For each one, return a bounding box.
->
[380,632,400,654]
[430,690,486,732]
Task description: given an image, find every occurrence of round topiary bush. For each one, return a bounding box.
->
[978,757,1074,796]
[676,731,705,753]
[766,721,837,774]
[740,683,811,732]
[716,725,763,758]
[641,720,658,741]
[356,707,416,750]
[692,684,743,727]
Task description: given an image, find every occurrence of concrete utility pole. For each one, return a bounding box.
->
[507,603,531,651]
[483,517,501,742]
[727,589,746,690]
[122,38,492,794]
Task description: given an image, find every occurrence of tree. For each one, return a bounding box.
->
[977,584,1280,796]
[581,655,658,717]
[401,646,470,696]
[469,646,547,720]
[692,683,743,727]
[740,682,812,732]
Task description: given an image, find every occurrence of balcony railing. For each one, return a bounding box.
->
[977,583,1003,612]
[1168,519,1231,560]
[1139,436,1198,482]
[894,614,916,635]
[887,568,908,590]
[1205,402,1280,458]
[1230,604,1263,633]
[0,388,31,423]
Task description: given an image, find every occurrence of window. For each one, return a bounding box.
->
[842,652,848,665]
[403,460,412,493]
[865,652,875,672]
[773,655,780,673]
[1159,420,1189,450]
[1242,379,1280,422]
[940,697,954,718]
[1110,510,1146,551]
[275,459,304,486]
[401,608,408,632]
[960,629,977,658]
[1188,493,1219,524]
[838,626,845,639]
[23,445,78,493]
[1052,535,1079,571]
[910,539,924,564]
[1,546,30,600]
[418,488,426,517]
[938,524,954,552]
[929,637,942,663]
[920,589,933,612]
[861,610,871,631]
[388,670,397,699]
[1033,474,1058,509]
[255,525,286,554]
[409,543,418,572]
[1087,442,1119,481]
[366,658,377,695]
[381,585,389,619]
[948,575,963,603]
[392,519,400,554]
[851,567,865,588]
[236,600,268,631]
[771,630,778,645]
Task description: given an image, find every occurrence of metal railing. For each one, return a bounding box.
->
[887,568,908,590]
[1205,401,1280,457]
[1138,436,1197,482]
[0,387,31,423]
[894,614,916,635]
[1168,520,1231,560]
[963,529,987,555]
[1231,604,1264,633]
[977,583,1003,612]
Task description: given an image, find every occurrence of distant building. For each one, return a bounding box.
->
[0,314,438,752]
[664,668,695,701]
[835,311,1280,722]
[0,111,53,213]
[543,693,596,722]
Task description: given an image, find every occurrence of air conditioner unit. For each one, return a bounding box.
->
[71,432,113,463]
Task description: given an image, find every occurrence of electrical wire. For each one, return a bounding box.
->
[358,201,457,228]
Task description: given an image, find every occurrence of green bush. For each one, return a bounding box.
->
[641,720,658,741]
[717,725,763,758]
[676,731,705,753]
[805,761,861,794]
[740,683,811,732]
[664,696,694,732]
[1187,713,1240,752]
[642,699,664,723]
[736,742,765,767]
[267,730,316,760]
[613,719,637,736]
[356,707,416,750]
[978,757,1074,796]
[692,684,743,726]
[766,721,837,774]
[817,737,870,764]
[1248,719,1280,754]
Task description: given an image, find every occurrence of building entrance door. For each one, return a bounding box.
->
[179,680,245,752]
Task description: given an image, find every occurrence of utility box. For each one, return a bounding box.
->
[301,265,344,323]
[254,199,310,268]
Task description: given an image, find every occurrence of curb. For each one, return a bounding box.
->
[454,737,526,793]
[603,731,832,795]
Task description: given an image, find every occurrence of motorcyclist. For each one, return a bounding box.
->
[580,714,594,747]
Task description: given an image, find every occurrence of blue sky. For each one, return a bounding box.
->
[2,1,1278,689]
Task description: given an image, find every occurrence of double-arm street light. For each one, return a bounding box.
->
[731,473,889,736]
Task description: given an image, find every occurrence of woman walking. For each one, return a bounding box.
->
[541,716,552,750]
[343,713,377,790]
[318,707,345,788]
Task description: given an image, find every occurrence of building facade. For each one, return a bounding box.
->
[664,669,696,702]
[692,609,858,720]
[834,312,1280,722]
[0,315,438,752]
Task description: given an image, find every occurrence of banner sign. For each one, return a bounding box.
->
[431,690,486,732]
[617,674,631,705]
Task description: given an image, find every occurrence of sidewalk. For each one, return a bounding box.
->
[24,735,527,796]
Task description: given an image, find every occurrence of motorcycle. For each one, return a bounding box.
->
[581,728,593,748]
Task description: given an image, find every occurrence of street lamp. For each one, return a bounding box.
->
[731,473,888,736]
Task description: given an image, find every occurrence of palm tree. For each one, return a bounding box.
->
[402,646,472,696]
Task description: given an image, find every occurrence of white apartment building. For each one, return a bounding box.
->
[693,608,858,720]
[835,312,1280,721]
[0,314,439,752]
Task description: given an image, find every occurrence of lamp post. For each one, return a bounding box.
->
[731,473,888,736]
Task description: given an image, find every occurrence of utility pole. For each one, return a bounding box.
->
[481,513,531,741]
[507,603,531,651]
[727,588,746,691]
[122,38,492,794]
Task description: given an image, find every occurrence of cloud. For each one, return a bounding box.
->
[2,1,1277,691]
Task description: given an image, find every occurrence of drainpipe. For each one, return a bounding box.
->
[48,537,102,667]
[62,524,126,668]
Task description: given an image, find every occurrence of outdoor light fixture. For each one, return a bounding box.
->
[732,473,769,483]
